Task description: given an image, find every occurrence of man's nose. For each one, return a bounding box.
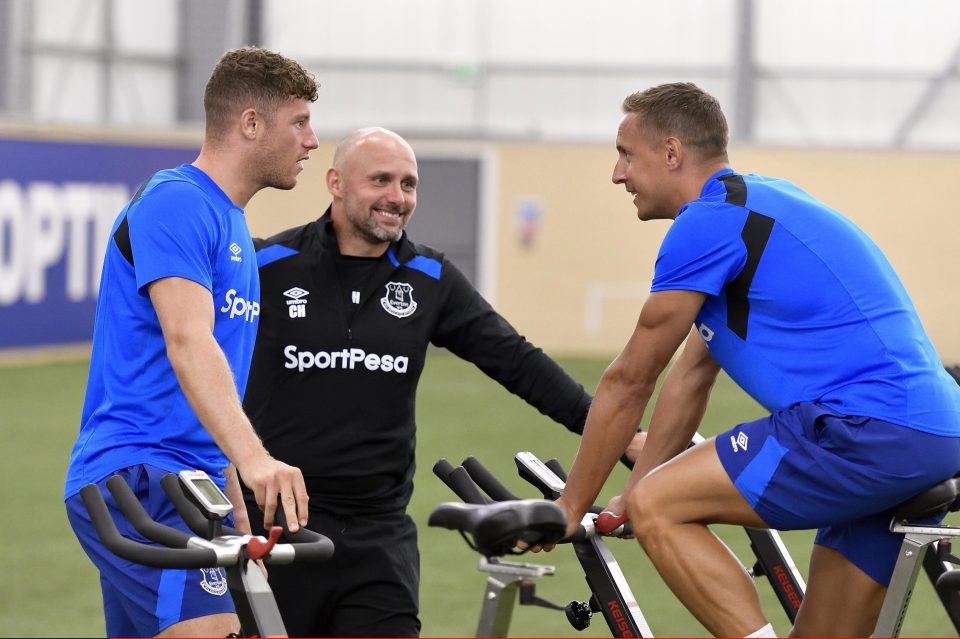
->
[304,127,319,149]
[386,181,405,204]
[612,163,625,184]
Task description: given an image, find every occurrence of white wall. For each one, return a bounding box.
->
[754,0,960,148]
[25,0,181,125]
[263,0,960,147]
[6,0,960,148]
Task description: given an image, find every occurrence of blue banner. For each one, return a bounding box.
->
[0,137,197,348]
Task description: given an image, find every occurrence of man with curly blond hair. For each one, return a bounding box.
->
[64,47,320,638]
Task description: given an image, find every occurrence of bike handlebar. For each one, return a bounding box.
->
[937,569,960,593]
[462,456,520,502]
[81,473,334,569]
[433,458,489,505]
[80,480,219,568]
[544,458,568,482]
[595,510,631,535]
[431,453,634,554]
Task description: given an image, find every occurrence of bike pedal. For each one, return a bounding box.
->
[564,600,592,631]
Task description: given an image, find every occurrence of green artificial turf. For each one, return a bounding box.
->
[0,353,954,637]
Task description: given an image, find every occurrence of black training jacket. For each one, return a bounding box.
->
[243,209,592,515]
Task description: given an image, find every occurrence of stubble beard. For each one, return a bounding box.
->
[254,139,300,192]
[261,163,298,191]
[349,207,406,244]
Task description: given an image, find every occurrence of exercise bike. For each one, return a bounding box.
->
[873,474,960,637]
[432,446,813,637]
[429,452,645,637]
[433,448,960,637]
[79,470,334,638]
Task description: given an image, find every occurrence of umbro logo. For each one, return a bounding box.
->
[284,287,309,318]
[730,431,749,453]
[697,322,714,342]
[283,287,308,300]
[229,242,243,262]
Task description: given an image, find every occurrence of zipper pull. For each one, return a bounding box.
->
[347,327,353,340]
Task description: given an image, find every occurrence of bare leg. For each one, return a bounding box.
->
[156,613,240,637]
[790,545,886,638]
[626,439,771,637]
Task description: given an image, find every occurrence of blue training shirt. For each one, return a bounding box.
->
[652,168,960,436]
[64,164,260,499]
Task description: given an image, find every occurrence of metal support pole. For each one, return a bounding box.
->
[245,0,263,46]
[474,557,555,637]
[731,0,756,142]
[0,0,22,115]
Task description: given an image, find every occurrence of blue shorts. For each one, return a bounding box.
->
[65,464,235,637]
[717,402,960,585]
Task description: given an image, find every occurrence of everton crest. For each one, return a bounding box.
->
[381,282,417,318]
[199,567,228,596]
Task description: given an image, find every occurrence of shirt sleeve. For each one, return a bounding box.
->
[128,181,218,296]
[651,203,747,296]
[432,259,592,434]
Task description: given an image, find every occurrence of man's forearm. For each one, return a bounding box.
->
[150,276,308,531]
[559,291,707,527]
[561,372,654,518]
[622,331,719,495]
[623,372,712,495]
[166,329,267,469]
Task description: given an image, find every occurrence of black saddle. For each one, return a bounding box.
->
[428,499,567,557]
[894,475,960,521]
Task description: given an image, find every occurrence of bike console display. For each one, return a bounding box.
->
[178,470,233,520]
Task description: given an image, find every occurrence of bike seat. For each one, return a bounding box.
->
[894,475,960,520]
[428,499,567,556]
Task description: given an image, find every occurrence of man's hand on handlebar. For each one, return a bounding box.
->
[236,454,309,533]
[224,464,269,579]
[596,494,633,538]
[526,496,580,553]
[528,495,633,553]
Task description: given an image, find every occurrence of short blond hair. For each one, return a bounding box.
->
[622,82,728,162]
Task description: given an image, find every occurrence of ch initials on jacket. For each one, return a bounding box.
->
[284,286,309,318]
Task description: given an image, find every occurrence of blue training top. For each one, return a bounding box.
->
[64,164,260,499]
[652,168,960,436]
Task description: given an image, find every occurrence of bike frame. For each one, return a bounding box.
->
[79,473,334,638]
[437,451,805,637]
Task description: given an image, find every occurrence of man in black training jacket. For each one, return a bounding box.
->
[243,127,643,637]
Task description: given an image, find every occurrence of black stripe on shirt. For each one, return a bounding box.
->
[726,211,775,340]
[719,172,747,206]
[112,172,156,266]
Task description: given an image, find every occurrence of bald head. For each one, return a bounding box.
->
[326,127,419,256]
[333,127,416,172]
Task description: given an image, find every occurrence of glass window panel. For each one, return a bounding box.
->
[756,0,960,72]
[33,0,104,48]
[110,63,177,127]
[33,54,103,123]
[114,0,179,56]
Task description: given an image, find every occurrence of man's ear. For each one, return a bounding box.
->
[664,136,683,169]
[240,108,259,140]
[326,167,342,196]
